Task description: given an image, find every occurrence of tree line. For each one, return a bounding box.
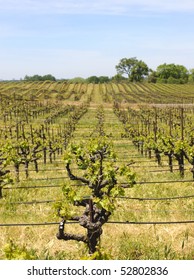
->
[115,57,194,84]
[24,74,56,82]
[22,58,194,84]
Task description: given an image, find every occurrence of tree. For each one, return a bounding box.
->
[86,76,100,84]
[42,74,56,81]
[156,63,189,84]
[68,77,86,83]
[86,76,110,84]
[56,137,136,255]
[98,76,110,83]
[188,69,194,83]
[111,74,127,82]
[147,70,158,83]
[115,57,149,82]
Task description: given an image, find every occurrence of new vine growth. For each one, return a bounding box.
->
[56,137,136,254]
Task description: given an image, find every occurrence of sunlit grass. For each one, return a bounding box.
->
[0,88,194,259]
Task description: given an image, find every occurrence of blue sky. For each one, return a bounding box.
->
[0,0,194,80]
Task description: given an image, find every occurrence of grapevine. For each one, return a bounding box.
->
[56,137,136,254]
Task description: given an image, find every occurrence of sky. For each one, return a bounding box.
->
[0,0,194,80]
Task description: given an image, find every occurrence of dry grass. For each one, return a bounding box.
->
[0,96,194,260]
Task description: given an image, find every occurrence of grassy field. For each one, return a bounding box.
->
[0,81,194,260]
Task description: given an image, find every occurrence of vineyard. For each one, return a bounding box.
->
[0,81,194,260]
[1,80,194,103]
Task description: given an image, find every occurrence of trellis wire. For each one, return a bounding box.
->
[4,193,194,205]
[3,178,194,191]
[1,220,194,227]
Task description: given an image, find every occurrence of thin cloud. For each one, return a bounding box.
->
[1,0,194,15]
